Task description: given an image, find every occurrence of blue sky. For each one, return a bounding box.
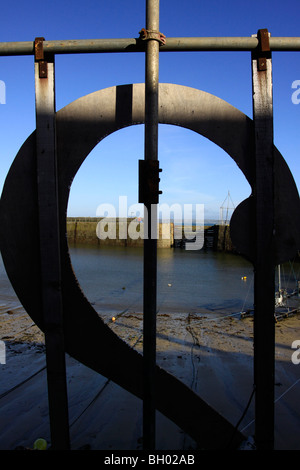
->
[0,0,299,221]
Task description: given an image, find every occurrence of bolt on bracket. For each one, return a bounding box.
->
[139,28,166,46]
[139,159,163,205]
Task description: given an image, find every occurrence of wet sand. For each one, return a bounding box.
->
[1,291,300,450]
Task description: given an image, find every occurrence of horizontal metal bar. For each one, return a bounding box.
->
[1,36,300,56]
[164,36,300,51]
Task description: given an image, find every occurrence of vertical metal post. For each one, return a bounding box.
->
[251,29,275,450]
[143,0,160,451]
[34,38,70,450]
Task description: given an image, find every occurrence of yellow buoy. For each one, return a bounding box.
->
[33,438,47,450]
[112,316,116,322]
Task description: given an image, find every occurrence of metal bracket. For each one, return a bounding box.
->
[34,37,48,78]
[256,29,271,71]
[139,28,166,45]
[139,159,162,205]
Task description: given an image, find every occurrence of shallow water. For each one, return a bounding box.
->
[1,245,298,316]
[68,244,256,315]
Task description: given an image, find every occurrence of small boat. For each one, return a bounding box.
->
[240,263,300,321]
[274,264,300,321]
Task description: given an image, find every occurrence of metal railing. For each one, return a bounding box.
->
[1,0,299,453]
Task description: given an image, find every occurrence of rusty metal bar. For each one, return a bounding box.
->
[34,41,70,450]
[142,0,160,451]
[251,30,275,450]
[1,36,300,56]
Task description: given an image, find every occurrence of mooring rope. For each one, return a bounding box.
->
[0,365,47,400]
[240,377,300,433]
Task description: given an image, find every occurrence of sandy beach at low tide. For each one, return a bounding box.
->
[1,289,300,451]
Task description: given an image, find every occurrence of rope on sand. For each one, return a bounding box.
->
[240,377,300,433]
[0,365,46,400]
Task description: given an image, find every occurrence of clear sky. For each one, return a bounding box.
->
[0,0,299,222]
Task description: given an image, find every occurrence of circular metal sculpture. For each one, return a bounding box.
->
[1,83,299,448]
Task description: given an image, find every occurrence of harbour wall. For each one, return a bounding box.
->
[67,217,174,249]
[66,217,235,252]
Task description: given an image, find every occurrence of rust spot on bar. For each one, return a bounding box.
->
[139,28,166,45]
[257,29,270,71]
[34,37,48,78]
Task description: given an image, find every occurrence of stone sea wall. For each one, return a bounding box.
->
[214,224,235,252]
[66,217,235,252]
[67,217,174,248]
